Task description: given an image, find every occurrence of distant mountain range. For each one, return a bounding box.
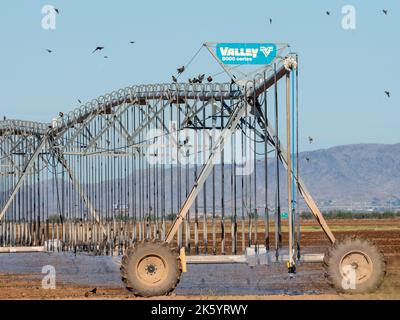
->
[281,143,400,211]
[189,142,400,212]
[2,143,400,217]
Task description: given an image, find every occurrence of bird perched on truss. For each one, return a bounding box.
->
[92,46,104,54]
[172,75,177,83]
[54,8,59,14]
[207,76,213,83]
[269,18,272,24]
[384,91,390,98]
[197,74,205,83]
[59,112,64,118]
[306,157,310,163]
[177,66,185,74]
[308,136,313,144]
[326,11,331,16]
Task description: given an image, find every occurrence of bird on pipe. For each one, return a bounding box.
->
[177,66,185,74]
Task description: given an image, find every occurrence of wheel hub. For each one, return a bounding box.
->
[136,254,168,285]
[146,264,157,274]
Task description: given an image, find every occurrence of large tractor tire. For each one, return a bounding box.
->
[324,237,386,294]
[121,240,182,297]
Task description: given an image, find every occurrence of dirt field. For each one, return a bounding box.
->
[0,219,399,300]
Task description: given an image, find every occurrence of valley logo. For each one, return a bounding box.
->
[216,43,277,65]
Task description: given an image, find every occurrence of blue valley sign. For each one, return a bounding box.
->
[216,43,277,65]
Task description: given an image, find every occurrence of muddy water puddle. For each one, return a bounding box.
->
[0,252,333,296]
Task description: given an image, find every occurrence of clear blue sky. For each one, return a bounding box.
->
[0,0,398,151]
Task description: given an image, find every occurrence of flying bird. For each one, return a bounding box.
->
[385,91,390,98]
[46,49,53,53]
[326,11,331,16]
[92,46,104,54]
[54,8,59,14]
[90,288,97,294]
[104,56,108,59]
[177,66,185,74]
[306,157,310,163]
[78,99,82,104]
[59,112,64,118]
[382,9,388,15]
[172,75,177,83]
[197,74,205,83]
[269,18,272,24]
[308,136,314,144]
[130,41,135,44]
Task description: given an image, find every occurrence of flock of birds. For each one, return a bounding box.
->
[44,6,393,102]
[268,8,392,101]
[4,7,392,160]
[171,67,214,84]
[46,8,135,60]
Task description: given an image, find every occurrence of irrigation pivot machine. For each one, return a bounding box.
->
[0,43,386,296]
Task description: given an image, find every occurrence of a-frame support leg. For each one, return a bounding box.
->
[0,137,47,222]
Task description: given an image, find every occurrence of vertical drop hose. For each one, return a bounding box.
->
[291,67,296,260]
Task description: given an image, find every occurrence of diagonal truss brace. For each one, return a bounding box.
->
[255,107,336,244]
[51,143,107,237]
[0,137,47,222]
[166,99,249,243]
